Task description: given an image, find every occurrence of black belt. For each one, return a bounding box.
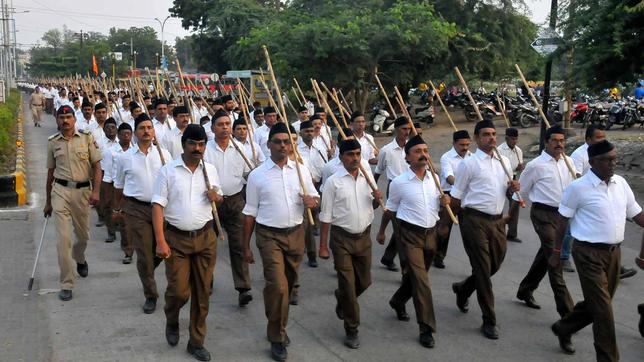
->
[257,223,301,235]
[125,196,151,206]
[54,178,90,189]
[463,207,502,220]
[532,202,558,213]
[166,220,214,238]
[575,240,621,252]
[331,224,371,239]
[398,219,435,235]
[223,190,243,200]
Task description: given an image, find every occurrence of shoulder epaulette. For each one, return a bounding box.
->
[48,132,60,140]
[79,129,91,135]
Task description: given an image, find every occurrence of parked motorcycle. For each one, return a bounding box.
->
[370,103,394,134]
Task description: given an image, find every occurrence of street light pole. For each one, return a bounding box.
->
[154,16,170,67]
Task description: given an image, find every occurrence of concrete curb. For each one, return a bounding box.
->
[0,97,26,207]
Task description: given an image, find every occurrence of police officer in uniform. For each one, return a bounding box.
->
[44,105,102,301]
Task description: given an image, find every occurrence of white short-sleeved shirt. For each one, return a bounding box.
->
[570,143,590,176]
[254,124,271,158]
[102,143,130,183]
[319,168,375,234]
[153,117,176,145]
[514,151,577,207]
[321,157,374,192]
[98,136,119,171]
[243,158,319,228]
[375,138,407,181]
[238,137,265,166]
[113,144,172,202]
[152,158,222,231]
[451,148,511,215]
[439,147,471,191]
[297,143,326,183]
[386,168,441,228]
[354,133,376,161]
[204,139,250,196]
[161,127,184,160]
[497,142,523,175]
[75,117,97,132]
[558,171,642,244]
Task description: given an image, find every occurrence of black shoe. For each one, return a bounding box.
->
[239,291,253,307]
[334,289,344,320]
[620,266,637,280]
[122,255,132,264]
[58,289,72,301]
[344,331,360,349]
[380,258,399,272]
[308,257,318,268]
[76,261,88,278]
[516,292,541,309]
[187,342,211,361]
[551,322,575,354]
[433,258,445,269]
[388,299,410,321]
[166,324,179,346]
[289,289,299,305]
[637,304,644,338]
[507,237,522,243]
[270,342,287,362]
[95,221,105,227]
[105,232,116,243]
[419,331,435,348]
[284,334,290,347]
[481,324,499,340]
[142,297,157,314]
[452,283,469,313]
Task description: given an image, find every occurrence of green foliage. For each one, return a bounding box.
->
[0,91,22,173]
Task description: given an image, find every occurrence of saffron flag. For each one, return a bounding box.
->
[92,54,99,76]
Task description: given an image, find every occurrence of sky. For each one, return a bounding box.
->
[13,0,552,50]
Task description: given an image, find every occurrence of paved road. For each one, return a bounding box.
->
[2,97,643,361]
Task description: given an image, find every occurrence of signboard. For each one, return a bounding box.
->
[108,52,123,61]
[226,70,252,79]
[531,28,561,56]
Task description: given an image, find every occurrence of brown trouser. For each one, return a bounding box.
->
[506,192,520,238]
[381,180,398,265]
[100,181,115,235]
[123,197,162,298]
[517,204,574,317]
[556,241,621,362]
[255,223,304,343]
[435,191,454,262]
[220,192,251,292]
[455,208,507,326]
[52,183,90,290]
[330,225,372,334]
[164,222,217,348]
[391,221,437,333]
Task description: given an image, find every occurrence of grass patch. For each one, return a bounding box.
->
[0,90,21,174]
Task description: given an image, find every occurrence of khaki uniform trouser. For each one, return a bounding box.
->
[52,183,90,290]
[330,225,372,334]
[255,223,304,343]
[219,192,251,291]
[391,221,437,333]
[455,208,507,326]
[164,223,217,348]
[123,198,162,298]
[557,241,621,362]
[517,206,574,317]
[31,105,43,124]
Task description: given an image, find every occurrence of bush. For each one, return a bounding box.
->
[0,90,21,174]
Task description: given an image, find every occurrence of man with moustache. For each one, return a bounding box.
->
[349,111,377,165]
[162,106,192,159]
[97,117,119,240]
[254,106,279,158]
[291,106,309,133]
[152,98,176,145]
[75,98,97,132]
[113,113,172,314]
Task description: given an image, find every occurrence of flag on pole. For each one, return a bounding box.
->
[92,54,99,76]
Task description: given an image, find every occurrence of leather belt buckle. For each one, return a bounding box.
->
[189,230,198,238]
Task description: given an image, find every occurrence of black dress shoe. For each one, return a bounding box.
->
[95,220,105,227]
[187,342,211,361]
[270,342,287,362]
[142,297,157,314]
[166,324,179,346]
[452,283,469,313]
[76,261,88,278]
[507,237,522,243]
[433,258,445,269]
[389,299,410,321]
[122,255,132,264]
[419,331,435,348]
[334,289,344,320]
[344,331,360,349]
[481,324,499,340]
[308,258,318,268]
[105,232,116,243]
[516,292,541,309]
[58,289,73,301]
[551,322,575,354]
[239,291,253,306]
[289,289,299,305]
[381,259,399,272]
[620,266,637,279]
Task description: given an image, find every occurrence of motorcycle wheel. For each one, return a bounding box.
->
[372,124,380,133]
[622,114,632,130]
[606,115,615,130]
[464,111,477,122]
[519,114,533,128]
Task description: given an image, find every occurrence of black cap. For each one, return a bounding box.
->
[297,106,307,112]
[404,134,426,154]
[474,120,495,134]
[153,98,168,108]
[394,116,409,128]
[134,113,152,130]
[214,97,224,105]
[253,108,263,116]
[545,125,565,140]
[181,124,208,144]
[309,114,321,121]
[221,94,233,103]
[268,122,290,140]
[129,101,141,112]
[118,122,132,132]
[57,105,75,115]
[212,109,230,123]
[81,98,92,108]
[350,111,364,122]
[104,117,117,127]
[505,127,519,137]
[172,105,189,117]
[587,140,615,158]
[314,107,325,114]
[453,130,470,141]
[299,120,314,130]
[233,118,247,130]
[339,139,361,154]
[264,106,277,115]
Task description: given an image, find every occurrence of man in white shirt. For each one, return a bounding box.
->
[192,96,209,122]
[75,98,98,132]
[161,106,191,159]
[233,118,265,166]
[374,117,412,271]
[91,103,110,150]
[241,122,319,362]
[113,113,172,315]
[376,135,449,349]
[435,130,472,269]
[204,109,254,307]
[221,94,238,123]
[251,108,264,130]
[320,129,374,189]
[152,98,177,145]
[549,140,644,361]
[291,106,309,133]
[54,88,72,111]
[570,124,605,176]
[497,127,524,242]
[97,117,119,239]
[349,111,377,164]
[514,126,576,321]
[254,106,278,158]
[311,111,333,159]
[450,120,520,340]
[318,139,382,349]
[152,124,223,361]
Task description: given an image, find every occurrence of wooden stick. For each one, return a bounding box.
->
[292,87,303,106]
[429,80,457,131]
[309,78,321,105]
[373,69,397,118]
[319,82,349,128]
[310,79,335,152]
[175,59,194,122]
[201,159,225,241]
[293,78,307,104]
[236,79,258,165]
[495,92,510,128]
[454,67,484,121]
[338,89,352,113]
[262,46,315,225]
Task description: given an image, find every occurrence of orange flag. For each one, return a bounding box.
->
[92,54,99,76]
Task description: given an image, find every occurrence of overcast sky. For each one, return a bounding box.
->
[14,0,551,50]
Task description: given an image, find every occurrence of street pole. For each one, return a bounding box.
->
[130,36,133,72]
[154,16,170,69]
[540,0,558,152]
